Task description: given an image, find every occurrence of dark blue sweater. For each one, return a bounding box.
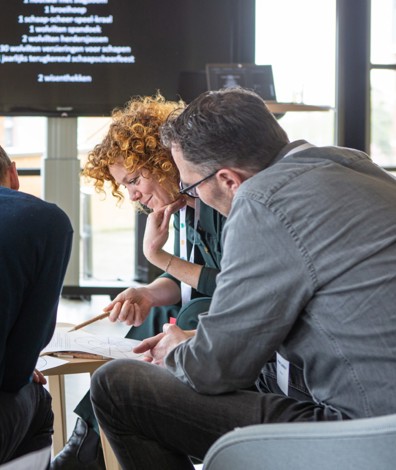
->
[0,187,73,392]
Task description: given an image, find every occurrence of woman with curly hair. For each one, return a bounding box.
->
[51,93,225,470]
[83,94,181,210]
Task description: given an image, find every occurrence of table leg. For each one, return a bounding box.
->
[47,375,67,455]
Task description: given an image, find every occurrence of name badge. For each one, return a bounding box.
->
[276,352,290,396]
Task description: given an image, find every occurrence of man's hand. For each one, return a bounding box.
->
[133,324,196,366]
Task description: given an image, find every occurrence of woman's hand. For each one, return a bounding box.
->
[143,197,186,265]
[103,286,156,326]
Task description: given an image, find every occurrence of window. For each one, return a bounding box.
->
[255,0,336,145]
[0,116,137,286]
[1,117,45,197]
[78,117,135,284]
[370,0,396,169]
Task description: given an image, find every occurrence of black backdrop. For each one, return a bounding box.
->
[0,0,255,116]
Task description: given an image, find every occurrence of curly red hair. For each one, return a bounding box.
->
[83,93,184,203]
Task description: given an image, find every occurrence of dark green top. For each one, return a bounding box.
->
[161,201,225,297]
[74,201,225,426]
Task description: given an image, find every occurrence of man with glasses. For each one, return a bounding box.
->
[91,88,396,469]
[0,145,72,465]
[179,169,219,198]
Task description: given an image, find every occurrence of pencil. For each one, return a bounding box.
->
[68,311,110,332]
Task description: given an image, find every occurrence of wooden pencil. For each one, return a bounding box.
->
[68,311,110,332]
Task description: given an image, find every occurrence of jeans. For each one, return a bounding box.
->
[91,359,344,470]
[75,300,210,435]
[0,382,53,464]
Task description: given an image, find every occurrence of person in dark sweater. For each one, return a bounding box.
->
[0,145,73,465]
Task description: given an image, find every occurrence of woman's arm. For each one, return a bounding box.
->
[143,199,204,290]
[104,277,182,326]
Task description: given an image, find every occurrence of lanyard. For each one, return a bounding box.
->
[179,200,200,305]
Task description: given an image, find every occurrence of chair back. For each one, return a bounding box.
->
[203,414,396,470]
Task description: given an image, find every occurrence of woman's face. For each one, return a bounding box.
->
[109,159,175,211]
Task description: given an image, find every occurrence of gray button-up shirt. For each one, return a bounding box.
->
[165,141,396,419]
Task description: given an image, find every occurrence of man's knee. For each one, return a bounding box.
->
[91,359,147,404]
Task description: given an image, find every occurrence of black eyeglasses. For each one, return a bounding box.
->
[179,170,218,198]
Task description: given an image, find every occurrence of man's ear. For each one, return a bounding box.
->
[9,162,20,190]
[216,168,246,195]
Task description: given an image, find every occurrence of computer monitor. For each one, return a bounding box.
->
[206,63,276,101]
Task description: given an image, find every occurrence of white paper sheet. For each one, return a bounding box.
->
[35,355,68,371]
[41,326,142,360]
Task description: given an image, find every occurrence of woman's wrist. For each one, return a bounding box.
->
[164,254,174,273]
[147,249,172,271]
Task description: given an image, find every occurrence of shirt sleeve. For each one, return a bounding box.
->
[164,196,316,394]
[196,266,219,296]
[160,206,222,296]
